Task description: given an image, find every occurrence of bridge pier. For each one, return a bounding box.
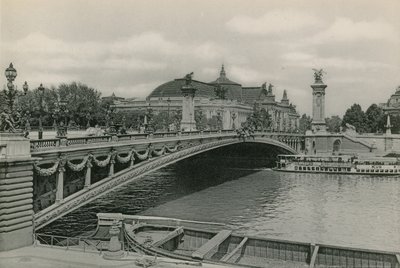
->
[0,133,35,251]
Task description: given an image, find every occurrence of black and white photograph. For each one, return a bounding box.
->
[0,0,399,267]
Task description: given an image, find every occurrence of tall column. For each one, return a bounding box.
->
[0,133,35,251]
[180,73,197,132]
[56,161,65,202]
[311,70,328,132]
[84,160,92,188]
[109,153,116,177]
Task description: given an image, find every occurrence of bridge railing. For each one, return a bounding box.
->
[29,130,239,152]
[34,233,108,254]
[29,129,303,152]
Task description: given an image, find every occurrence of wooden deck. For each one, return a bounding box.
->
[192,230,232,260]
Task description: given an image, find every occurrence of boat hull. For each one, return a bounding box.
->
[96,213,400,268]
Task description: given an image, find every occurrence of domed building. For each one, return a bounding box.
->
[381,86,400,115]
[114,65,300,131]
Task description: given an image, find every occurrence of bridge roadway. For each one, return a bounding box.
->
[30,130,303,230]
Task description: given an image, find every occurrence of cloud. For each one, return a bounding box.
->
[193,42,225,61]
[282,52,314,62]
[226,10,321,35]
[229,66,266,84]
[282,52,393,71]
[309,17,400,44]
[110,32,181,56]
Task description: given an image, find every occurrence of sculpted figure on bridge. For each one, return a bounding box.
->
[312,68,326,83]
[0,110,16,132]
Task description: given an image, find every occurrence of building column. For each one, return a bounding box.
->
[130,154,135,167]
[84,160,92,188]
[56,161,65,203]
[180,77,197,131]
[109,153,116,177]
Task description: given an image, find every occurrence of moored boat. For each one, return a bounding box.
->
[275,154,400,175]
[95,213,400,268]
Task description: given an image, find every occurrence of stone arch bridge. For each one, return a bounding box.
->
[1,130,304,237]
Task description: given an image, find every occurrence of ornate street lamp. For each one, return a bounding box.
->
[86,110,91,129]
[105,107,116,135]
[54,97,68,138]
[1,63,29,133]
[167,97,171,131]
[217,111,222,131]
[37,83,45,139]
[144,103,153,133]
[231,112,237,130]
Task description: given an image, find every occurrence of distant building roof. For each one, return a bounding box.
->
[209,65,241,86]
[146,64,297,115]
[102,92,124,101]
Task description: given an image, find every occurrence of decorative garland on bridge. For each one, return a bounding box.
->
[116,151,134,164]
[33,143,182,177]
[92,154,111,167]
[33,160,60,177]
[152,146,166,157]
[66,155,91,172]
[133,148,150,161]
[164,144,179,153]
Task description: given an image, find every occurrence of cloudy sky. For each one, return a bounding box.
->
[1,0,399,116]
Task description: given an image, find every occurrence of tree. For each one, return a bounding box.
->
[365,104,385,133]
[58,82,101,127]
[16,86,58,127]
[341,104,368,133]
[325,115,342,133]
[151,111,169,132]
[298,114,312,133]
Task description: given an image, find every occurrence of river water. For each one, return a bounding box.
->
[41,144,400,252]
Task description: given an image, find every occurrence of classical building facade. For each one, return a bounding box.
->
[114,65,300,131]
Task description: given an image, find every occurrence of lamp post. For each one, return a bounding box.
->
[106,107,116,135]
[54,97,68,138]
[86,111,91,129]
[217,111,222,131]
[2,63,29,133]
[189,112,192,132]
[231,112,237,130]
[145,103,153,133]
[37,83,45,139]
[167,97,171,132]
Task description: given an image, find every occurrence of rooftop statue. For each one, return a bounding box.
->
[268,83,274,94]
[312,68,326,83]
[261,82,268,95]
[184,72,194,86]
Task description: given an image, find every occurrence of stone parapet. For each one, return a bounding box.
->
[0,133,34,251]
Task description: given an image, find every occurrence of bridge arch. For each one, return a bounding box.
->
[33,135,299,229]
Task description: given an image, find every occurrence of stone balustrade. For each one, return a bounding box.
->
[29,130,230,152]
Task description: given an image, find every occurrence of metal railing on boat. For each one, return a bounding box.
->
[34,233,109,254]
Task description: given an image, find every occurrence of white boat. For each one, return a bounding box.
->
[275,154,400,175]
